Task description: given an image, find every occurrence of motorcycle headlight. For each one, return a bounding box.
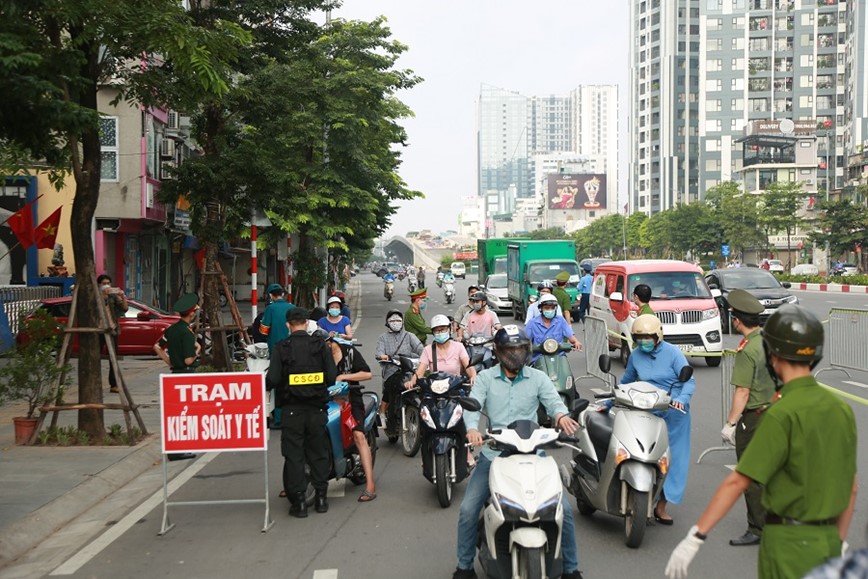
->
[542,338,559,354]
[254,344,270,359]
[702,308,720,320]
[495,493,528,521]
[535,494,561,521]
[430,378,450,395]
[420,406,436,429]
[628,389,658,410]
[446,404,464,429]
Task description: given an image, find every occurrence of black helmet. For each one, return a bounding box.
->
[494,325,530,349]
[470,291,487,302]
[762,305,823,366]
[385,309,403,328]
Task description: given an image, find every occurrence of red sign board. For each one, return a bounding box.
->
[160,372,267,453]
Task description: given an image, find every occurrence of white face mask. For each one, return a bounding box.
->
[388,320,403,332]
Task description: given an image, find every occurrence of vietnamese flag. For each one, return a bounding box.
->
[4,195,43,249]
[34,207,62,249]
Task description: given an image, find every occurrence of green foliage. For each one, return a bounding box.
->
[757,181,805,258]
[527,227,566,240]
[0,310,66,419]
[34,423,142,446]
[807,198,868,260]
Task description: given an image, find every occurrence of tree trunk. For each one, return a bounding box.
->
[72,44,106,439]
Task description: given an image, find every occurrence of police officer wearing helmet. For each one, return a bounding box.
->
[720,289,776,547]
[622,314,696,525]
[453,325,583,579]
[266,307,338,518]
[524,280,562,324]
[666,305,858,579]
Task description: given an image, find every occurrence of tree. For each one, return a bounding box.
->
[528,227,566,240]
[808,198,868,271]
[758,181,805,271]
[705,181,765,261]
[0,1,246,438]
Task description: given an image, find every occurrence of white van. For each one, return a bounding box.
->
[589,260,723,367]
[451,262,466,279]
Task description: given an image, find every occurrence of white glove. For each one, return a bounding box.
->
[665,526,705,579]
[721,423,736,446]
[842,540,849,557]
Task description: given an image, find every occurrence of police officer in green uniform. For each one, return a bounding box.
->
[266,307,337,518]
[404,288,431,344]
[665,304,858,579]
[719,289,776,547]
[553,271,573,324]
[632,283,655,317]
[153,293,201,460]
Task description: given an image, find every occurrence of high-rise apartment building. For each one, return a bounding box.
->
[477,84,618,233]
[631,0,868,215]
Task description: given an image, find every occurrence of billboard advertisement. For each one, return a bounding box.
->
[547,174,607,210]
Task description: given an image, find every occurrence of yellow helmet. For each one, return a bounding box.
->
[632,314,663,342]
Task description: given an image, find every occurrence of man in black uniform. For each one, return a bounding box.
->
[266,307,337,518]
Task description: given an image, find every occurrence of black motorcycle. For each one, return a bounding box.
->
[416,372,476,507]
[378,355,418,444]
[463,334,496,375]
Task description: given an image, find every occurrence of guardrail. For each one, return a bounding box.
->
[583,316,611,386]
[697,351,737,463]
[821,308,868,376]
[0,285,62,344]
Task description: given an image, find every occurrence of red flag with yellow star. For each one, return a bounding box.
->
[35,207,62,249]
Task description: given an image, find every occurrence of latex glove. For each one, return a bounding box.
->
[842,540,849,557]
[665,526,705,579]
[721,423,736,446]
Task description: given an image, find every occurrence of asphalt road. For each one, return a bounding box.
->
[19,273,868,579]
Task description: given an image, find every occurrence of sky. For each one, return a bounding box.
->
[334,1,630,238]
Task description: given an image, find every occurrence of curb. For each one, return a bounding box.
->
[794,282,868,293]
[0,436,162,569]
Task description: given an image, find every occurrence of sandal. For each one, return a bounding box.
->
[358,490,377,502]
[279,490,287,498]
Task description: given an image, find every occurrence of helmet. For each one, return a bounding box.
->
[430,314,450,329]
[537,293,559,307]
[385,309,403,322]
[494,325,530,349]
[631,314,663,342]
[537,280,554,292]
[469,291,487,302]
[762,305,823,365]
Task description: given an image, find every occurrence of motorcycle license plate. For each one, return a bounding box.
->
[676,344,694,353]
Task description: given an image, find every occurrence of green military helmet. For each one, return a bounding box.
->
[727,288,764,315]
[762,304,823,365]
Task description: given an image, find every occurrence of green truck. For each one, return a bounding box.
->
[477,238,527,286]
[506,240,581,319]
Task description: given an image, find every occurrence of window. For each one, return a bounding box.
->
[731,119,745,131]
[707,58,722,71]
[732,78,745,90]
[800,75,813,88]
[731,98,744,111]
[706,138,721,151]
[705,119,722,132]
[732,37,745,50]
[99,117,118,181]
[733,17,745,29]
[708,38,723,51]
[706,79,722,92]
[706,99,722,112]
[732,58,745,70]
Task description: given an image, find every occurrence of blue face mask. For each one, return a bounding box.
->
[542,309,556,319]
[433,332,450,344]
[420,301,427,310]
[328,308,341,317]
[637,339,656,353]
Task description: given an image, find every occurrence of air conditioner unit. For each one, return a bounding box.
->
[167,111,180,130]
[96,218,120,233]
[161,161,175,181]
[805,179,815,185]
[160,139,176,159]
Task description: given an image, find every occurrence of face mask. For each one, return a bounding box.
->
[498,347,528,373]
[328,308,341,317]
[637,339,656,353]
[542,309,556,319]
[471,303,482,312]
[420,301,427,310]
[388,320,403,332]
[433,332,450,344]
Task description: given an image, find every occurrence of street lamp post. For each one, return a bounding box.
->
[825,132,832,275]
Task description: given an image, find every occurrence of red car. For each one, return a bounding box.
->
[18,297,180,356]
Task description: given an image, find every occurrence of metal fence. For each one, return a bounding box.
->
[583,316,612,385]
[827,308,868,374]
[0,285,61,335]
[696,350,736,463]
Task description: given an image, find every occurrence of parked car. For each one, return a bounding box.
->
[482,273,511,314]
[790,263,819,276]
[766,259,785,273]
[17,297,180,356]
[579,257,613,273]
[705,268,798,333]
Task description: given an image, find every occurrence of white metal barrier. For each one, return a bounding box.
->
[823,308,868,376]
[583,316,612,386]
[696,350,737,463]
[0,285,61,334]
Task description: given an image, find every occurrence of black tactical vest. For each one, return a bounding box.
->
[277,333,329,406]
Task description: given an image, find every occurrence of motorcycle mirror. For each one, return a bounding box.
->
[598,354,611,374]
[571,398,589,415]
[677,365,694,383]
[458,397,481,412]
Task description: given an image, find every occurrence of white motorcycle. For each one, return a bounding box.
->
[562,355,691,548]
[407,273,418,294]
[443,281,455,304]
[473,410,588,579]
[244,342,276,427]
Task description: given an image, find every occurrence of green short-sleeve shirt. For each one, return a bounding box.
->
[729,328,776,409]
[553,287,572,315]
[159,320,199,371]
[736,376,857,521]
[638,303,655,317]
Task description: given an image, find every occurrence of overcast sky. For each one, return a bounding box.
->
[335,1,630,238]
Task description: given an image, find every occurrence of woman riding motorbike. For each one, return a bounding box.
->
[407,314,477,388]
[375,310,424,438]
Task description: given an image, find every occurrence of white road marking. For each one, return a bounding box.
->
[725,464,737,471]
[50,453,220,576]
[313,570,339,579]
[843,381,868,390]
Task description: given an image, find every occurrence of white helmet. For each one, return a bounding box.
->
[631,314,663,342]
[537,293,559,306]
[430,314,451,329]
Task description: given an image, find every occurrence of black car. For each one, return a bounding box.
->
[705,268,799,333]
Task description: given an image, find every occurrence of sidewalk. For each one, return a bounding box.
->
[0,285,361,572]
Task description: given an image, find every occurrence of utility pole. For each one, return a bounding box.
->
[825,131,832,275]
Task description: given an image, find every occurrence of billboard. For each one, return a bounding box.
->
[547,174,607,210]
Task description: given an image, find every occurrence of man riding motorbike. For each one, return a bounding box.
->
[524,280,562,324]
[457,291,502,342]
[524,294,582,363]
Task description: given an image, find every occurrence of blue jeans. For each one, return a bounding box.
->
[456,454,579,572]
